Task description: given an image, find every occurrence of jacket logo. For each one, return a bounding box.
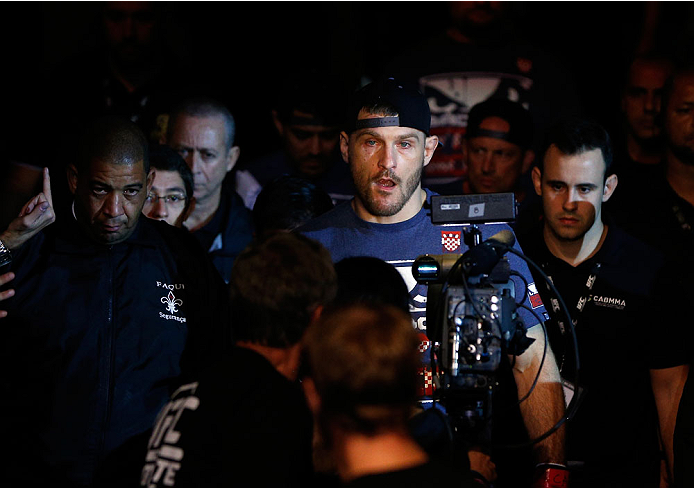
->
[161,291,182,314]
[590,295,626,310]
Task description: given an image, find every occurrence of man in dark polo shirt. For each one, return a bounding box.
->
[517,117,689,488]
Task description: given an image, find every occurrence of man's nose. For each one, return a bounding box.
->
[480,153,495,174]
[187,152,201,174]
[308,134,321,155]
[562,189,579,210]
[378,144,397,170]
[150,198,168,219]
[644,92,657,113]
[104,192,125,217]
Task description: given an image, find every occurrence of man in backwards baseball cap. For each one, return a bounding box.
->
[299,76,566,488]
[338,76,440,224]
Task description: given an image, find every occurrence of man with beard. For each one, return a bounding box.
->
[517,117,688,488]
[299,77,568,488]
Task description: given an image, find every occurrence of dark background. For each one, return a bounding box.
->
[1,1,693,214]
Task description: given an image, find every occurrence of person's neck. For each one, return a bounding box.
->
[334,428,428,483]
[184,191,222,232]
[627,134,663,165]
[352,188,426,224]
[544,221,608,267]
[235,341,301,381]
[665,151,694,206]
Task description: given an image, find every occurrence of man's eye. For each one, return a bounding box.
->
[93,188,108,195]
[365,140,377,146]
[124,189,140,197]
[399,141,412,149]
[550,183,563,191]
[202,151,216,159]
[168,195,183,203]
[176,148,188,158]
[578,187,592,194]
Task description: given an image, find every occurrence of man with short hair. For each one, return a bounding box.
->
[607,55,674,221]
[235,70,354,209]
[164,97,254,283]
[0,116,228,486]
[302,302,479,486]
[620,55,674,167]
[143,144,195,227]
[141,231,337,487]
[518,117,688,487]
[299,77,567,488]
[463,98,535,196]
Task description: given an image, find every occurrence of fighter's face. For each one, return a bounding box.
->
[465,117,526,194]
[533,146,611,243]
[72,159,153,245]
[167,114,237,205]
[622,59,671,141]
[143,169,189,227]
[665,73,694,165]
[342,115,438,224]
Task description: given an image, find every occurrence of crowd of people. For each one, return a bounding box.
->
[0,2,692,487]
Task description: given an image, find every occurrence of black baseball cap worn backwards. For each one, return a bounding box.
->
[347,77,432,136]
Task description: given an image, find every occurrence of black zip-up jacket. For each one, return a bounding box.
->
[0,215,229,487]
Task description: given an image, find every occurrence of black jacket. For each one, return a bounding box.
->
[0,215,229,486]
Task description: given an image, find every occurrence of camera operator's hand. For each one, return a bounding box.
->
[533,463,569,488]
[0,167,55,251]
[0,271,15,318]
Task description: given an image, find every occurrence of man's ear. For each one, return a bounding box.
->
[531,166,542,196]
[271,110,285,137]
[423,135,439,167]
[146,169,155,194]
[339,131,350,164]
[522,150,536,173]
[67,163,79,195]
[602,173,618,203]
[226,146,241,173]
[181,197,196,225]
[301,376,321,416]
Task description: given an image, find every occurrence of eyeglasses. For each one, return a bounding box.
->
[145,193,187,206]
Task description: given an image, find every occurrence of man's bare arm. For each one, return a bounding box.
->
[651,364,689,487]
[510,324,566,464]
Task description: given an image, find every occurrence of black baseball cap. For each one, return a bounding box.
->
[346,77,432,136]
[466,98,533,149]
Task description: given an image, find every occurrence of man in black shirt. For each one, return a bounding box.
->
[141,231,338,487]
[518,117,688,488]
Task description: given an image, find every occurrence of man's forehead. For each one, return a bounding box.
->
[85,159,147,181]
[670,75,694,102]
[544,146,605,176]
[629,59,671,86]
[152,170,186,191]
[352,124,424,141]
[171,114,226,139]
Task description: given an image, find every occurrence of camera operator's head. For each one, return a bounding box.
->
[303,303,420,441]
[229,232,337,360]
